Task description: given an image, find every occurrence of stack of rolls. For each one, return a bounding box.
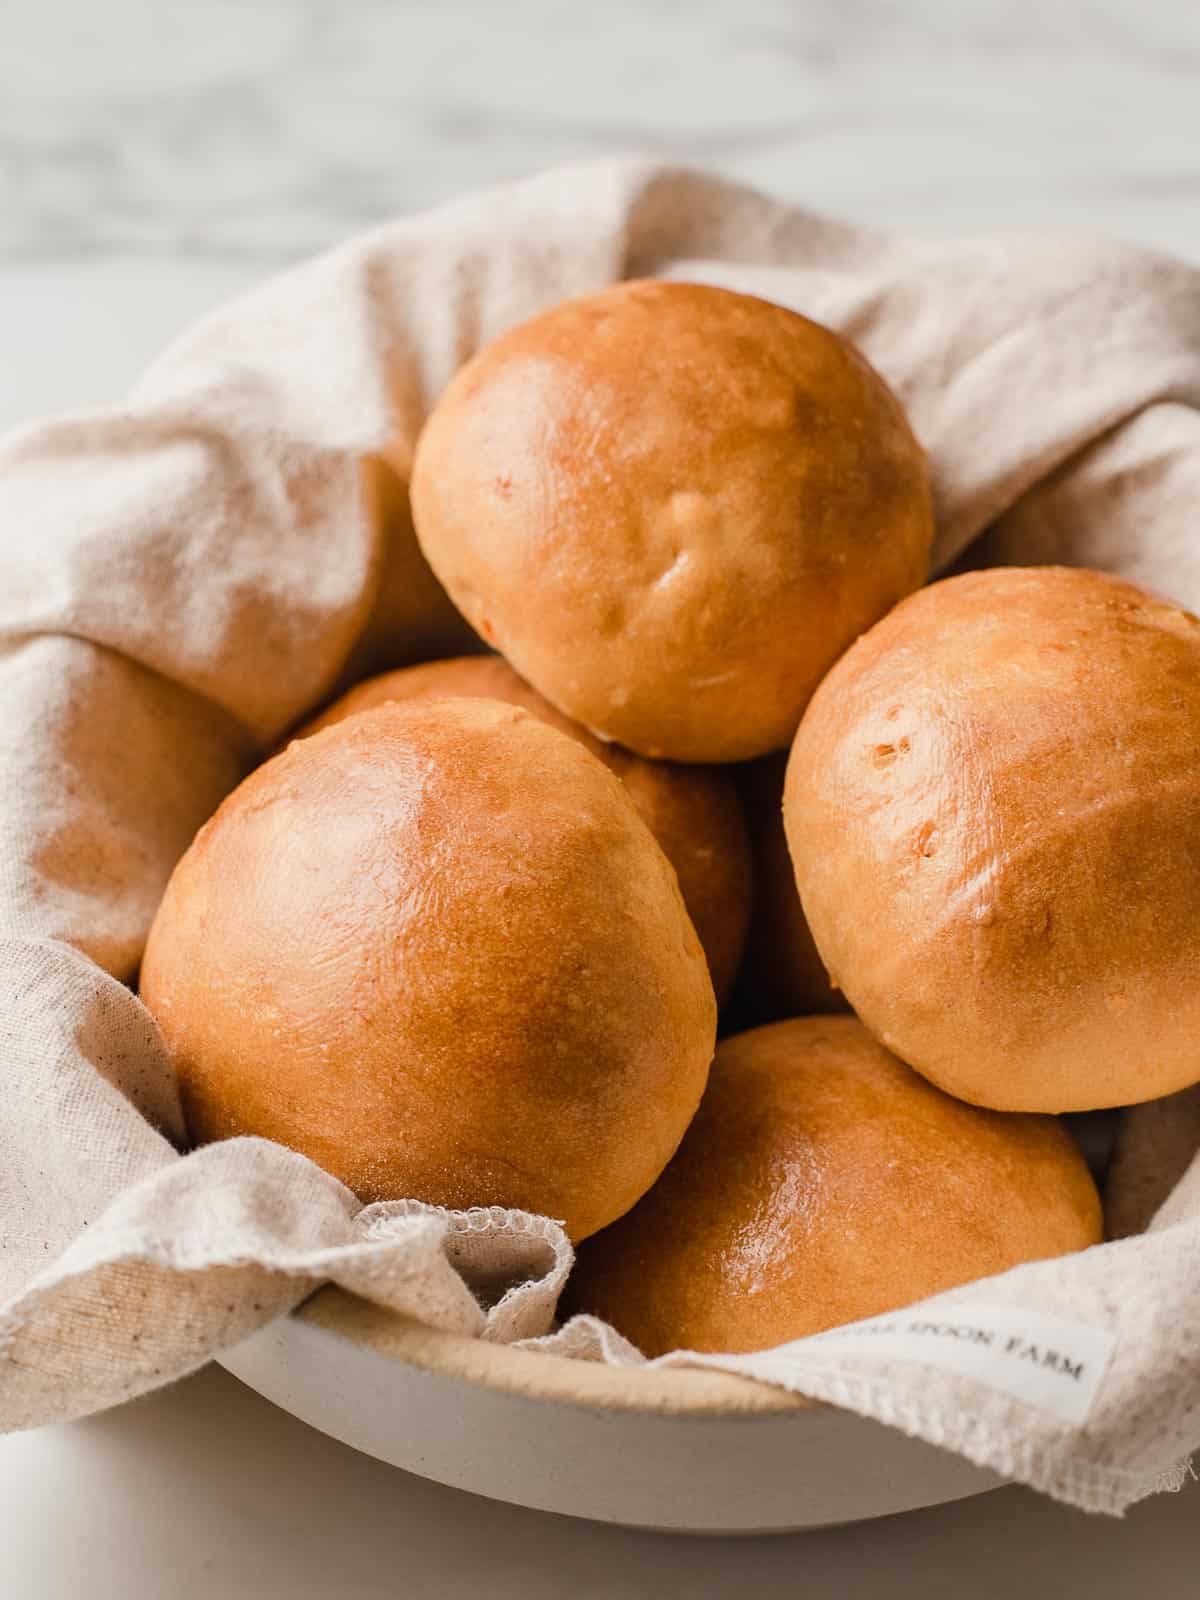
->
[143,278,1200,1357]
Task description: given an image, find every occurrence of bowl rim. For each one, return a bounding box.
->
[298,1287,815,1419]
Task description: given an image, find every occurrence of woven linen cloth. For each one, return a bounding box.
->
[1,160,1198,1515]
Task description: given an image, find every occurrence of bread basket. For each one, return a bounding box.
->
[4,160,1198,1532]
[220,1292,998,1531]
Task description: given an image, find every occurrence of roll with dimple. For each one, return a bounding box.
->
[410,280,934,763]
[140,697,717,1240]
[785,565,1200,1113]
[568,1017,1102,1356]
[298,655,753,1003]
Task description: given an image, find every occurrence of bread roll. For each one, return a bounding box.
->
[732,754,847,1023]
[569,1017,1101,1356]
[335,456,478,686]
[785,565,1200,1112]
[140,697,717,1239]
[299,656,752,1002]
[410,280,933,763]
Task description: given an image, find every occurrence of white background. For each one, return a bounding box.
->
[1,2,1198,1592]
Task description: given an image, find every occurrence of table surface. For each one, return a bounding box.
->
[1,1363,1195,1600]
[2,2,1199,1593]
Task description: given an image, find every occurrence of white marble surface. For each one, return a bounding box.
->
[2,3,1200,1594]
[4,0,1200,267]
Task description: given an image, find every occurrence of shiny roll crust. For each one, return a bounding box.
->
[569,1017,1102,1356]
[298,655,753,1003]
[409,280,934,763]
[785,565,1200,1113]
[140,697,717,1239]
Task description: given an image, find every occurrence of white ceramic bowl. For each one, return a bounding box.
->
[219,1288,1001,1533]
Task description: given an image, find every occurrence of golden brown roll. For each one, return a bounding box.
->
[140,697,717,1240]
[335,456,478,687]
[298,656,753,1002]
[569,1017,1101,1356]
[785,565,1200,1113]
[732,754,847,1024]
[409,280,934,763]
